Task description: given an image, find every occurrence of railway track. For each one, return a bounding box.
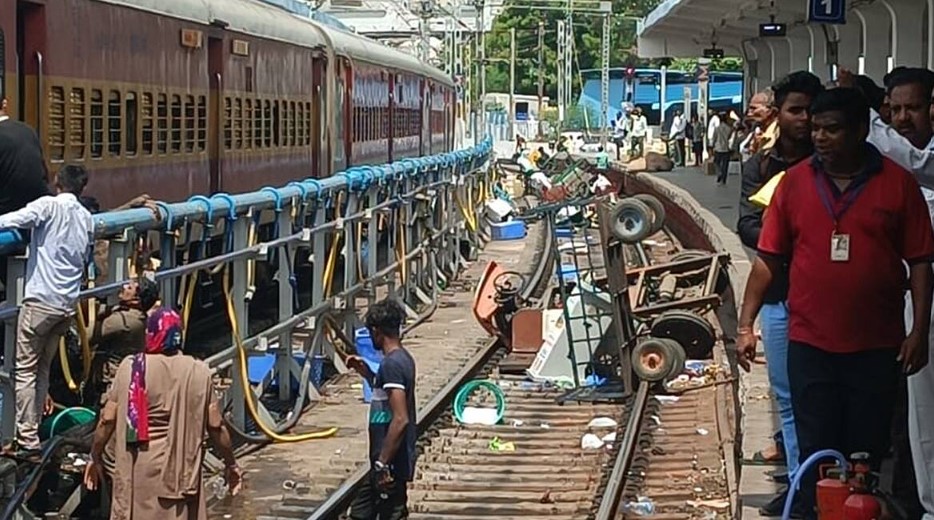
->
[206,190,735,520]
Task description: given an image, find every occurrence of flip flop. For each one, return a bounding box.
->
[742,450,786,466]
[766,469,790,485]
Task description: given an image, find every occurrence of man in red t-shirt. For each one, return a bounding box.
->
[736,87,934,519]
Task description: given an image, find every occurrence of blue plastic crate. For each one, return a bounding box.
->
[490,220,527,241]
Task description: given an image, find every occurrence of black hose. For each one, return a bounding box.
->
[0,435,85,520]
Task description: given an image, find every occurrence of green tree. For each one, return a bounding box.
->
[473,0,742,104]
[476,0,661,102]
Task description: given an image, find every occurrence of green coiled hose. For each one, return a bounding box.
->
[453,380,506,425]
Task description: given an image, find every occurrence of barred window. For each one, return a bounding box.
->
[107,90,121,156]
[244,98,253,149]
[224,97,232,150]
[141,93,153,155]
[125,91,138,156]
[48,86,65,161]
[197,96,206,152]
[233,98,243,149]
[184,95,195,153]
[68,88,86,160]
[90,89,104,158]
[156,93,168,154]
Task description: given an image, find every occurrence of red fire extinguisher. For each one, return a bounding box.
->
[843,453,882,520]
[816,465,849,520]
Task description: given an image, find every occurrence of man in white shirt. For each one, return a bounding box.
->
[630,108,648,158]
[0,165,94,454]
[840,66,934,520]
[669,110,687,167]
[706,109,721,151]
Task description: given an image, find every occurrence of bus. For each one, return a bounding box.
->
[578,68,744,128]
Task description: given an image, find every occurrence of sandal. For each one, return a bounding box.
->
[742,450,786,466]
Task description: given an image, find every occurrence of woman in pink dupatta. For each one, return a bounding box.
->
[84,308,242,519]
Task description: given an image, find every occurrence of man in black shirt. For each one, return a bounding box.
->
[0,98,51,290]
[736,71,823,518]
[348,298,417,520]
[0,98,51,216]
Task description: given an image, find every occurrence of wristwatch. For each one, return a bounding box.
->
[373,460,389,473]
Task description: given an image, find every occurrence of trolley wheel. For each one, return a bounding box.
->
[658,338,687,380]
[669,249,730,295]
[632,338,677,382]
[633,193,666,235]
[650,310,716,360]
[609,198,653,244]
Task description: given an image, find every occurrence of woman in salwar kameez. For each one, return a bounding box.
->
[84,308,241,520]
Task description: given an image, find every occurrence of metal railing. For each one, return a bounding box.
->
[0,137,496,445]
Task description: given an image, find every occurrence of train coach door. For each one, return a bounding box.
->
[208,36,224,193]
[16,1,45,139]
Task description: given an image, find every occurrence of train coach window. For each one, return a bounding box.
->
[68,88,86,160]
[263,100,272,148]
[157,94,168,154]
[302,103,312,146]
[197,96,206,152]
[125,92,137,157]
[170,94,182,153]
[244,99,253,150]
[90,90,104,159]
[296,103,305,146]
[184,95,195,153]
[48,86,66,162]
[272,101,279,147]
[254,99,263,149]
[233,98,242,149]
[224,97,232,150]
[141,93,153,155]
[108,90,122,157]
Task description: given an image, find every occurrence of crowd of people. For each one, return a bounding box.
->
[736,67,934,520]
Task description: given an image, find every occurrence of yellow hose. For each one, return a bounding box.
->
[395,206,408,285]
[245,216,258,300]
[222,267,338,442]
[59,339,79,393]
[58,293,94,393]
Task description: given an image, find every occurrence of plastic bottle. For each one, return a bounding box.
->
[206,475,228,500]
[624,497,656,516]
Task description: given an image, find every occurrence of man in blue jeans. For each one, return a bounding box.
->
[736,71,824,517]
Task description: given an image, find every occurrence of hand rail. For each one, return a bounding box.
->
[0,138,493,253]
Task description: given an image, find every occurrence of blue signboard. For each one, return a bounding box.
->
[809,0,846,24]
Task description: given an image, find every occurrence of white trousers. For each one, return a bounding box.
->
[905,292,934,519]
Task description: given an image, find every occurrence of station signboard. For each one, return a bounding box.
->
[808,0,846,24]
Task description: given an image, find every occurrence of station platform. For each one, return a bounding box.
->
[639,163,782,519]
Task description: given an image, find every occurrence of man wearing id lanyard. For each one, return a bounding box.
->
[736,87,934,520]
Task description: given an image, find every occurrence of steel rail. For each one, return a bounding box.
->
[594,380,651,520]
[307,333,504,520]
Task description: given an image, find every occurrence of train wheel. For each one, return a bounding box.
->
[634,194,666,236]
[631,338,677,382]
[609,198,652,244]
[650,310,716,360]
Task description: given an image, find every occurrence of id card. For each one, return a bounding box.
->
[831,233,850,262]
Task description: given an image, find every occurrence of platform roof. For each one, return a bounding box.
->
[637,0,817,58]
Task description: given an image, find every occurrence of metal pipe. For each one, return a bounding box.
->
[0,140,493,252]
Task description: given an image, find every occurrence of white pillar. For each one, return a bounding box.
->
[807,25,831,83]
[744,40,760,95]
[768,38,792,81]
[884,0,925,67]
[788,29,812,75]
[836,20,862,72]
[854,4,892,84]
[752,40,773,85]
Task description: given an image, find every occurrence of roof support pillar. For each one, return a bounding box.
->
[835,20,861,73]
[787,29,812,79]
[854,3,892,84]
[767,38,791,83]
[743,40,760,96]
[807,26,831,83]
[883,0,924,67]
[751,40,773,86]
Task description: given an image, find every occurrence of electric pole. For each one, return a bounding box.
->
[509,27,516,139]
[600,11,610,147]
[477,0,487,136]
[557,19,565,125]
[537,21,544,139]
